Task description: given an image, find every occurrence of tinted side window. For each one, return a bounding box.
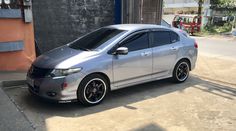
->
[170,32,180,43]
[122,32,148,52]
[151,31,171,47]
[69,28,125,50]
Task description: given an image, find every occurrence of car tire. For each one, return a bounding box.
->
[77,74,108,106]
[172,60,190,83]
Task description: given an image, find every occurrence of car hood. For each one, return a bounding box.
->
[33,46,99,69]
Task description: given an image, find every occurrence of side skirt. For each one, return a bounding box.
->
[110,75,172,91]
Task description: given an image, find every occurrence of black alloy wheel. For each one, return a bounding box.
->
[84,78,106,104]
[172,60,190,83]
[77,74,108,106]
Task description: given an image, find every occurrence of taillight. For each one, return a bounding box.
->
[194,42,198,49]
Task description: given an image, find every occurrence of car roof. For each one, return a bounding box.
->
[106,24,169,31]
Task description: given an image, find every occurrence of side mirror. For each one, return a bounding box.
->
[114,47,128,55]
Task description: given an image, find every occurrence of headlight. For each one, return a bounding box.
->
[50,68,82,77]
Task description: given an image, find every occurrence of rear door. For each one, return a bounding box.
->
[150,30,181,78]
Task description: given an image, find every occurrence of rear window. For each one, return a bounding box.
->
[151,31,171,47]
[151,31,180,47]
[183,17,194,23]
[69,28,125,51]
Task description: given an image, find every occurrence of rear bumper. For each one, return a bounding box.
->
[192,49,198,70]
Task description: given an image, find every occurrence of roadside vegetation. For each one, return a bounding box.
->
[195,0,236,36]
[198,23,233,35]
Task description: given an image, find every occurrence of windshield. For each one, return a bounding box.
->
[182,17,194,23]
[69,28,125,51]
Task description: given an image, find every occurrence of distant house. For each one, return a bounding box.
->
[163,0,235,27]
[164,0,210,15]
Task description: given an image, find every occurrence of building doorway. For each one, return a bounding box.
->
[121,0,163,24]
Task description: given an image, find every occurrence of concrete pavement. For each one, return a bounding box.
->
[192,54,236,86]
[4,75,236,131]
[0,87,33,131]
[0,71,32,131]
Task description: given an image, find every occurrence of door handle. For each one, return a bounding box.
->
[170,47,178,51]
[141,51,151,57]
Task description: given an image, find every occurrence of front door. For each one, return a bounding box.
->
[113,31,152,87]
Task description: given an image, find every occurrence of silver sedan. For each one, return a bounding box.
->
[27,24,198,106]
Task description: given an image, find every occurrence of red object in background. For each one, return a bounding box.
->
[172,15,202,35]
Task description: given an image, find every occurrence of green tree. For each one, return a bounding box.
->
[211,0,236,30]
[211,0,236,11]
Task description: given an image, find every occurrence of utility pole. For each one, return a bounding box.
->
[197,0,204,17]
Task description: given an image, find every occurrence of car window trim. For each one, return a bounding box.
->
[119,31,150,52]
[170,31,180,43]
[108,29,151,54]
[150,30,171,48]
[150,30,180,48]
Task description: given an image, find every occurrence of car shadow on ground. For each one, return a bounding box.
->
[19,78,189,117]
[132,123,165,131]
[11,75,235,119]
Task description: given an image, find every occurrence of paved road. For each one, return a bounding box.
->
[191,36,236,85]
[193,36,236,60]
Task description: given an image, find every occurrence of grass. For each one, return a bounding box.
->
[195,23,233,36]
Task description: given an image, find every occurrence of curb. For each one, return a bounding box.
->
[0,80,26,88]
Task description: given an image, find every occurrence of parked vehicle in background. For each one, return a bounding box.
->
[212,16,235,26]
[27,24,198,106]
[172,15,201,35]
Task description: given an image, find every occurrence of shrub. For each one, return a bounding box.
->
[202,23,232,34]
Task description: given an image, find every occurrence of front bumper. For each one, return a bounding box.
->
[27,72,84,103]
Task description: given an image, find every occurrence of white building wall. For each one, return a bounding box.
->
[164,0,198,8]
[164,0,210,14]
